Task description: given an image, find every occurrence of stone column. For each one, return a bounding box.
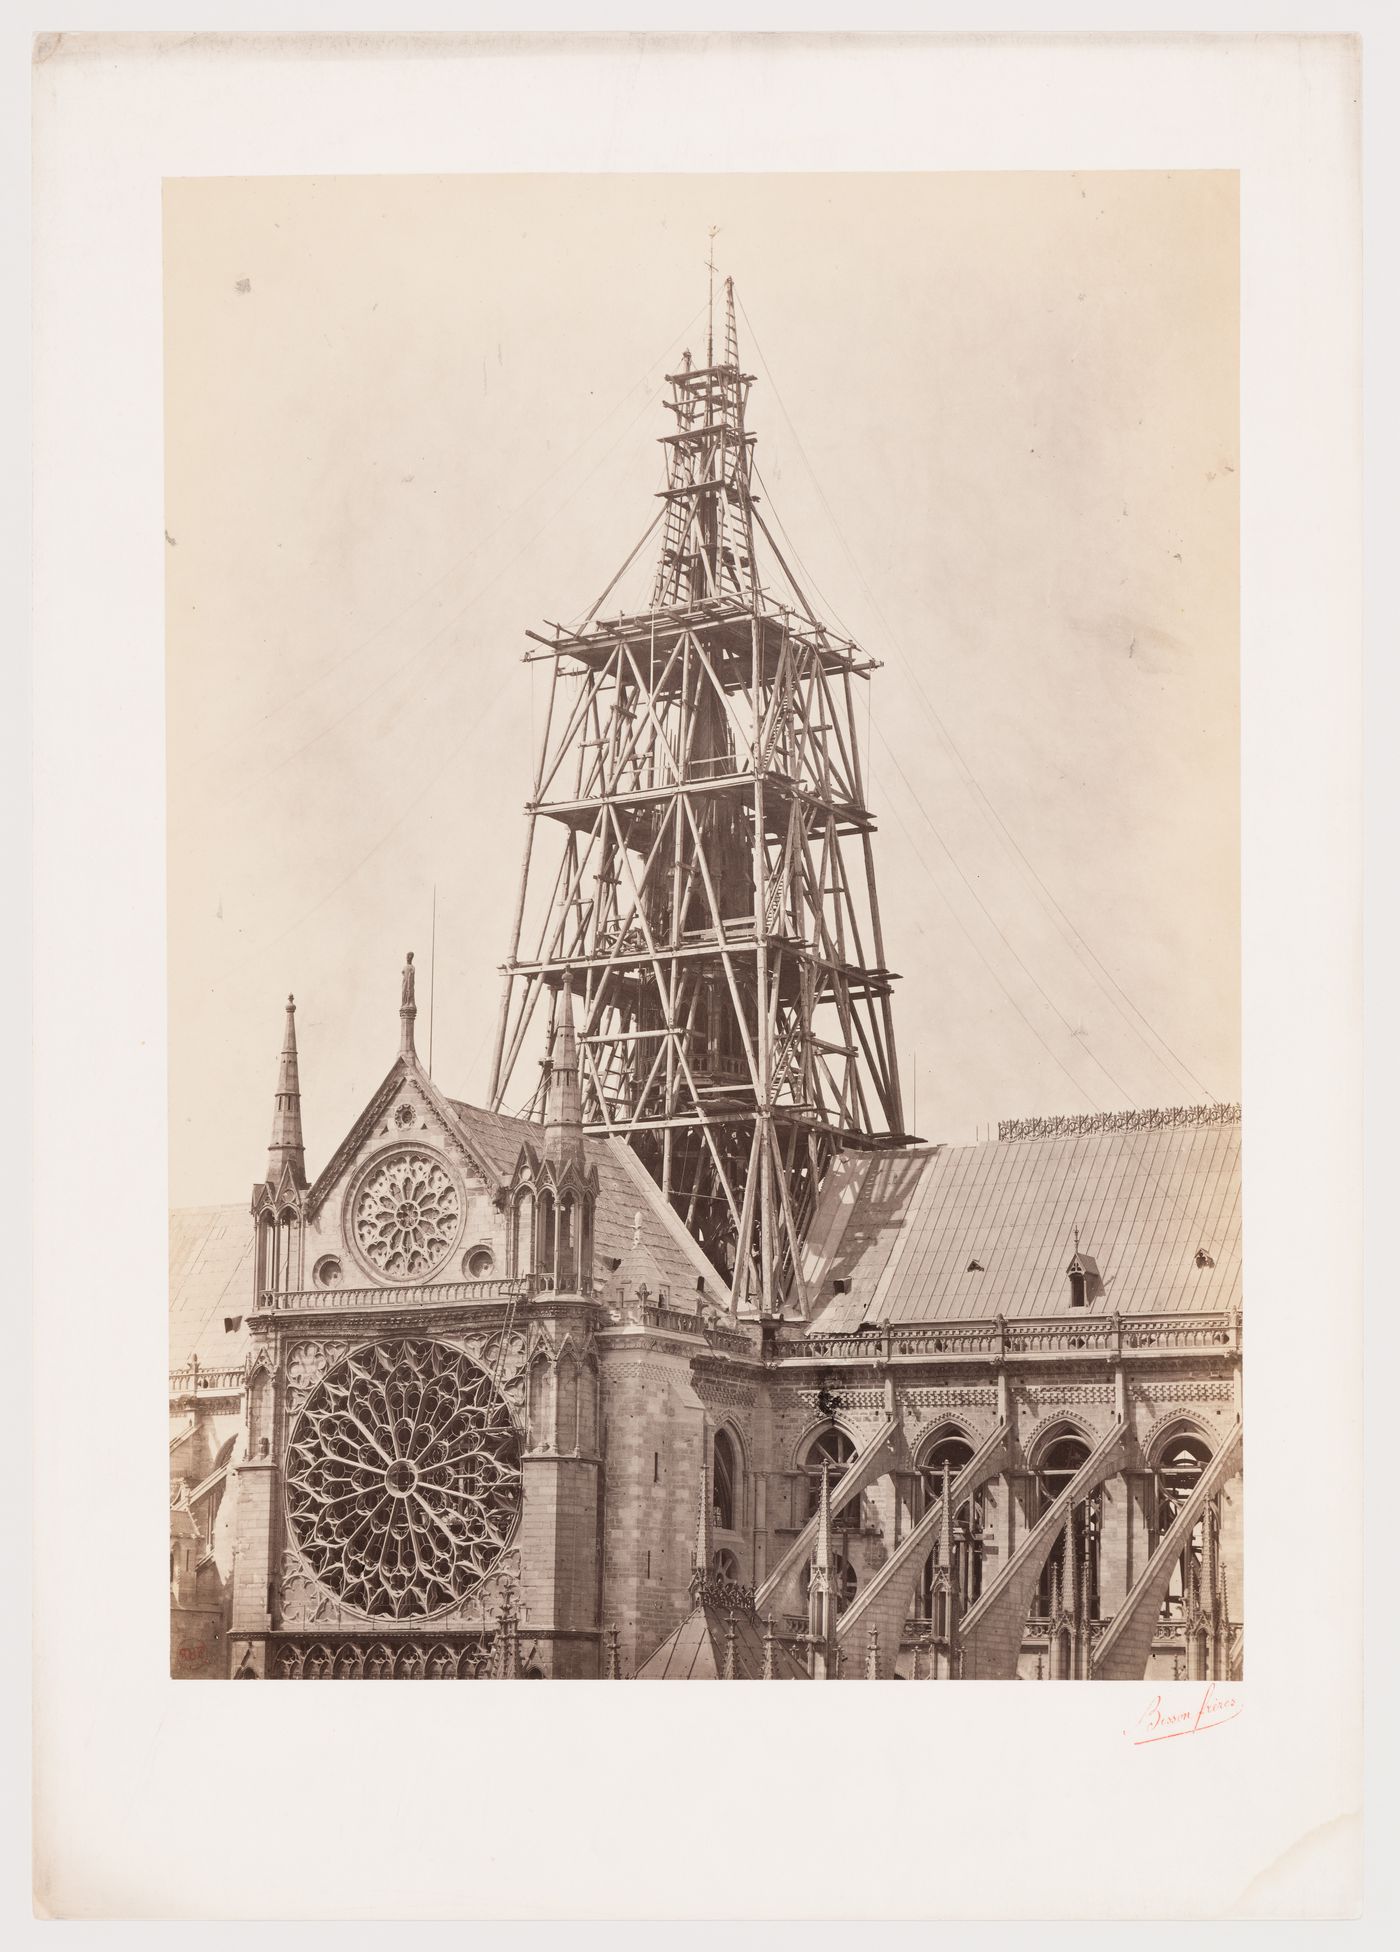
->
[228,1460,276,1676]
[1214,1468,1245,1674]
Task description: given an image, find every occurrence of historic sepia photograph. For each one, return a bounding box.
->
[166,171,1241,1683]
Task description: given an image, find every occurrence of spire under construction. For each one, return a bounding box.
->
[489,272,908,1313]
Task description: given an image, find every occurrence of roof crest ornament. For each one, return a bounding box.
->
[998,1103,1240,1143]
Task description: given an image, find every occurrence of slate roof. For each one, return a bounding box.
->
[806,1116,1241,1333]
[169,1206,254,1370]
[634,1602,809,1680]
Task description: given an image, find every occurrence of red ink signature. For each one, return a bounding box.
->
[1128,1680,1242,1745]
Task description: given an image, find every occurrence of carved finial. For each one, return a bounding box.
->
[691,1460,713,1600]
[722,1610,737,1680]
[495,1578,520,1680]
[400,951,417,1055]
[543,979,585,1169]
[264,989,306,1190]
[761,1614,776,1682]
[814,1459,833,1575]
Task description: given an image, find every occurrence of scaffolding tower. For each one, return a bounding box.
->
[489,276,909,1314]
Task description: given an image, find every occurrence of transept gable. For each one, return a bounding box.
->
[304,1055,504,1224]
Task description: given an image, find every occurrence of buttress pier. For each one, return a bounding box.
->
[489,279,910,1312]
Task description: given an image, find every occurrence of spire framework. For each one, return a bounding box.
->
[490,276,909,1312]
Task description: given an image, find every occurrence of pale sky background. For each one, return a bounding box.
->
[165,171,1239,1209]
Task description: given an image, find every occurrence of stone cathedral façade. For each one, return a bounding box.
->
[170,280,1243,1683]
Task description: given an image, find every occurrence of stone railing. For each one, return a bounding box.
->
[256,1277,536,1315]
[785,1311,1240,1364]
[169,1362,247,1395]
[609,1295,755,1354]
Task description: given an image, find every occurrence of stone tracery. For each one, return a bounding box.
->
[285,1339,520,1619]
[352,1152,462,1279]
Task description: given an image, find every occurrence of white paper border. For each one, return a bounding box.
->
[28,19,1366,1923]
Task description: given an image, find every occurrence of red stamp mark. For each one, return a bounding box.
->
[1128,1680,1242,1745]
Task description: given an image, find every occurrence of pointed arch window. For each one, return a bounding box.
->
[557,1194,576,1290]
[278,1208,298,1293]
[915,1433,986,1619]
[527,1354,550,1449]
[1152,1432,1215,1625]
[511,1189,535,1279]
[256,1211,277,1296]
[555,1352,579,1455]
[800,1426,858,1529]
[1033,1435,1101,1620]
[538,1191,557,1287]
[713,1428,740,1532]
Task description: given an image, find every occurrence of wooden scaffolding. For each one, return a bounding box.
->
[489,276,909,1313]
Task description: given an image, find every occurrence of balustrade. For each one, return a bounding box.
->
[255,1276,537,1314]
[784,1311,1238,1364]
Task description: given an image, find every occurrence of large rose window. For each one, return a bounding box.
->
[285,1339,521,1619]
[352,1151,461,1279]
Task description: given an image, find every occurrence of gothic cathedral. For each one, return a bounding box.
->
[170,282,1242,1682]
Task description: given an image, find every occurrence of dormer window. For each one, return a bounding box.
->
[1195,1248,1215,1269]
[1066,1228,1098,1308]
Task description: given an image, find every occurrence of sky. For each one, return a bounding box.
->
[164,171,1239,1209]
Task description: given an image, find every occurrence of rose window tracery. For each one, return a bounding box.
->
[352,1152,461,1279]
[285,1339,521,1619]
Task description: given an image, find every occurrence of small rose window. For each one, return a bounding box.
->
[352,1152,462,1279]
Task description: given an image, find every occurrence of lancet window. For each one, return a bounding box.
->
[1033,1434,1101,1621]
[800,1426,858,1528]
[1152,1432,1216,1625]
[713,1428,740,1532]
[915,1433,987,1620]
